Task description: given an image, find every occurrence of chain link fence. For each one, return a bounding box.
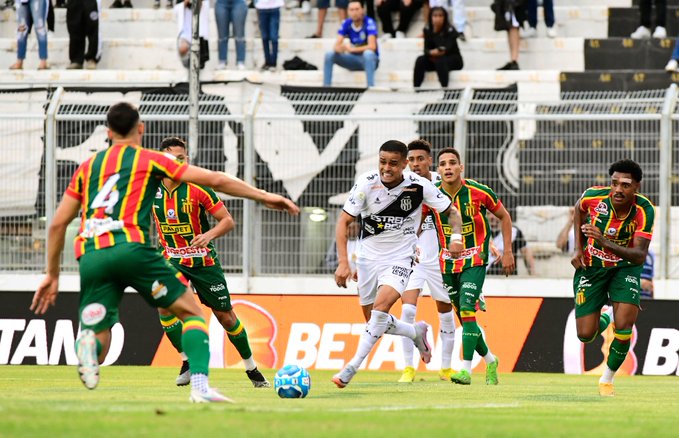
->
[0,84,675,279]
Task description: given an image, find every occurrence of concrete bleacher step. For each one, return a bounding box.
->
[608,7,679,37]
[0,36,585,71]
[0,5,609,39]
[559,70,675,91]
[584,38,673,70]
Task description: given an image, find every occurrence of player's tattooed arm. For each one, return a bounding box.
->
[581,226,650,266]
[445,205,463,258]
[571,198,587,269]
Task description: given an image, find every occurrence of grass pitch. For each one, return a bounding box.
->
[1,366,678,437]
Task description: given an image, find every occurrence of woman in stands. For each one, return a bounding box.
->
[10,0,49,70]
[412,6,463,88]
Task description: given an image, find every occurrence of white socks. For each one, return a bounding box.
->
[484,351,496,364]
[243,356,256,371]
[599,366,615,384]
[384,314,416,339]
[349,310,389,369]
[439,311,455,370]
[400,304,417,368]
[191,373,209,393]
[462,360,472,373]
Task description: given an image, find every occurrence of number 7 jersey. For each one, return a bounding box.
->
[64,144,188,259]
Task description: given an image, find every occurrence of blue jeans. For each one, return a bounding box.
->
[215,0,247,63]
[257,8,280,66]
[528,0,555,28]
[17,0,48,60]
[323,50,378,87]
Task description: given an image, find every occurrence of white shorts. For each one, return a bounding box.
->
[356,258,414,306]
[406,261,450,303]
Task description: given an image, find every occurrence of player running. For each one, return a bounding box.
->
[332,140,463,388]
[433,148,513,385]
[571,159,654,397]
[30,102,298,403]
[152,137,270,388]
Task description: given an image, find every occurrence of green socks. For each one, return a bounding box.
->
[226,319,253,360]
[159,313,184,353]
[461,310,481,361]
[607,328,633,371]
[181,316,210,375]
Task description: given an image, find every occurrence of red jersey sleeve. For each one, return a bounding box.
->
[64,161,87,201]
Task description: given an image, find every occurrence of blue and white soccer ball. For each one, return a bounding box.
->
[274,364,311,399]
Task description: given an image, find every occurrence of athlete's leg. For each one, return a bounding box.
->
[435,299,455,379]
[158,307,185,355]
[599,301,638,391]
[400,288,420,373]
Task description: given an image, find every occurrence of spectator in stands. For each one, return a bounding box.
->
[66,0,101,70]
[487,214,535,275]
[175,0,211,69]
[630,0,666,39]
[255,0,282,71]
[413,6,463,88]
[664,39,679,72]
[10,0,49,70]
[215,0,248,70]
[491,0,527,70]
[522,0,556,38]
[423,0,467,41]
[641,249,654,299]
[307,0,348,39]
[323,0,379,88]
[556,206,575,254]
[110,0,132,7]
[154,0,173,8]
[325,217,360,273]
[377,0,423,38]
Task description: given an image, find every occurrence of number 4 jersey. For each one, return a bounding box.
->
[65,144,188,259]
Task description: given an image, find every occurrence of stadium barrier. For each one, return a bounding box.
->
[1,83,678,283]
[1,291,678,376]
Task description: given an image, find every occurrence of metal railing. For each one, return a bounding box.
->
[0,84,676,279]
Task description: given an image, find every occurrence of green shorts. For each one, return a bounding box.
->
[573,265,642,318]
[78,243,188,333]
[170,260,232,311]
[442,266,486,313]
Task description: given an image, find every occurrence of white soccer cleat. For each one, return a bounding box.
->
[332,364,358,388]
[76,329,99,390]
[413,321,432,364]
[630,26,651,39]
[189,387,234,403]
[176,360,190,386]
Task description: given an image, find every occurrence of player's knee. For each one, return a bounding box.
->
[215,309,237,328]
[577,330,597,343]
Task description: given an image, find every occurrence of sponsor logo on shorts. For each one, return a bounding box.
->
[210,284,226,292]
[165,246,209,259]
[625,276,639,285]
[151,280,168,300]
[588,244,622,262]
[81,303,106,326]
[578,276,591,288]
[462,281,477,290]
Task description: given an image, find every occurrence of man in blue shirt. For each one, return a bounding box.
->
[323,0,380,87]
[641,248,654,299]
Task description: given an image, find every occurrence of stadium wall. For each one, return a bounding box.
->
[1,289,678,376]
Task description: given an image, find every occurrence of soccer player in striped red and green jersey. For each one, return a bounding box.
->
[432,148,515,386]
[31,102,298,403]
[153,137,270,389]
[571,159,654,397]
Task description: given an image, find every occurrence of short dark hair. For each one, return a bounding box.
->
[379,140,408,158]
[609,159,643,182]
[160,136,186,151]
[407,139,432,155]
[347,0,363,6]
[437,147,461,162]
[106,102,140,137]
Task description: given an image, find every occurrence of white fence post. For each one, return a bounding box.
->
[242,88,262,291]
[455,86,473,163]
[659,83,677,279]
[44,87,65,268]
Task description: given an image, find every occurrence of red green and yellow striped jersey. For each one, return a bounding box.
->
[430,179,502,273]
[64,144,188,259]
[152,182,225,267]
[579,186,655,268]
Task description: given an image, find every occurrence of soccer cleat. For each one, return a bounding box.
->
[189,387,234,403]
[599,382,615,397]
[413,321,432,364]
[451,369,471,385]
[398,366,416,383]
[439,368,453,381]
[176,360,190,386]
[486,357,499,385]
[332,364,357,388]
[246,367,271,388]
[75,329,99,390]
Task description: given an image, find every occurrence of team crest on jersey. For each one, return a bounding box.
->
[401,197,412,211]
[606,227,617,236]
[155,188,163,199]
[167,208,177,219]
[464,202,476,217]
[624,222,636,234]
[594,202,608,215]
[181,198,194,214]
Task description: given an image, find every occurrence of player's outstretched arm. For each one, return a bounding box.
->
[31,195,81,315]
[571,199,586,269]
[191,206,235,248]
[334,211,355,288]
[179,165,300,215]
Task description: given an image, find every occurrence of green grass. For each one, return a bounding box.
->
[1,366,678,437]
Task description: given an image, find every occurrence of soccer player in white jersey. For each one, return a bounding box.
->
[332,140,463,388]
[397,139,457,383]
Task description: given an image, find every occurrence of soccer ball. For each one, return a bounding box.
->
[274,364,311,398]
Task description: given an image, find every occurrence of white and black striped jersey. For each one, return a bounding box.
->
[343,170,451,261]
